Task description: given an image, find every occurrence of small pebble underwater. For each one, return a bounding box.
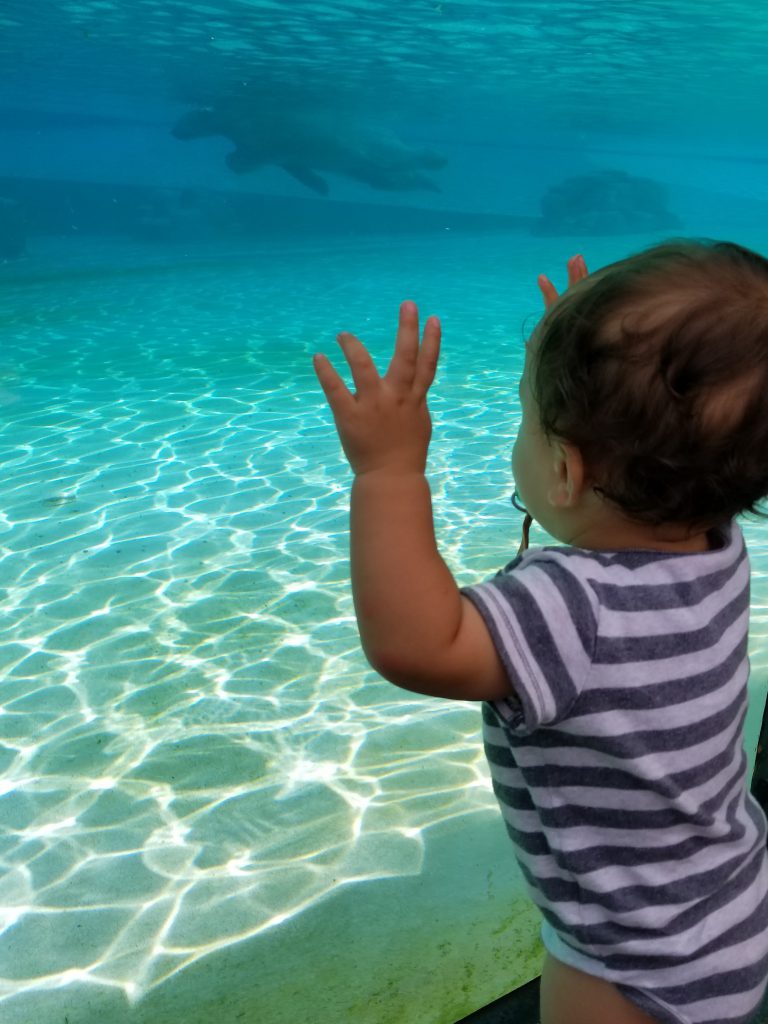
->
[0,2,768,1023]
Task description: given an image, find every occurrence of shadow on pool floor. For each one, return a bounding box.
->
[458,977,768,1024]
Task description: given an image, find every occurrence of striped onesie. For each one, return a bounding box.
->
[463,520,768,1024]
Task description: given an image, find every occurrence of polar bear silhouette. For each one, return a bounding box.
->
[172,102,445,196]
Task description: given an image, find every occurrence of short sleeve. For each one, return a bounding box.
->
[462,550,598,735]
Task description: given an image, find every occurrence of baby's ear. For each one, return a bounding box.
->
[549,441,586,508]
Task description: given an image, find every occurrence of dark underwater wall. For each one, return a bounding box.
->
[0,175,534,246]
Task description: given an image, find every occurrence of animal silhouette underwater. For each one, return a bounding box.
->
[172,102,446,196]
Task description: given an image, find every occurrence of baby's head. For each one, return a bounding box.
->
[527,239,768,535]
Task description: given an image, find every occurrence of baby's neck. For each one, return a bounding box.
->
[571,518,716,554]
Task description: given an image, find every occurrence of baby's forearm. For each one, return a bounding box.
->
[350,471,463,689]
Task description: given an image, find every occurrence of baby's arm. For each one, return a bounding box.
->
[313,301,511,702]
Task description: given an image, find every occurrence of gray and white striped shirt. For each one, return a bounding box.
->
[464,521,768,1023]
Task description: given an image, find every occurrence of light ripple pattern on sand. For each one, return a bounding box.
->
[0,238,539,1003]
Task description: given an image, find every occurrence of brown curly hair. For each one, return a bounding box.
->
[531,239,768,528]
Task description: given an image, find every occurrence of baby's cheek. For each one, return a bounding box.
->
[511,442,527,507]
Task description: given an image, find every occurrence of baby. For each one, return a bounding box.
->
[313,240,768,1024]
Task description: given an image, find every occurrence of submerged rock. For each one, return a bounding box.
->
[534,169,680,235]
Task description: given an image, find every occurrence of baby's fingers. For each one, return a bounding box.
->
[386,301,440,396]
[313,331,380,411]
[336,331,381,397]
[386,300,420,390]
[313,352,354,415]
[413,315,441,394]
[538,254,589,309]
[567,253,589,286]
[538,274,560,308]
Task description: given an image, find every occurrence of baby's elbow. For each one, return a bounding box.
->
[362,643,432,694]
[362,642,409,682]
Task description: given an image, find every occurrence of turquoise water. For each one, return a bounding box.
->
[2,1,768,1022]
[0,229,767,1023]
[0,234,551,1014]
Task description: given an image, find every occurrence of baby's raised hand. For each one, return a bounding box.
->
[537,253,589,309]
[313,301,441,477]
